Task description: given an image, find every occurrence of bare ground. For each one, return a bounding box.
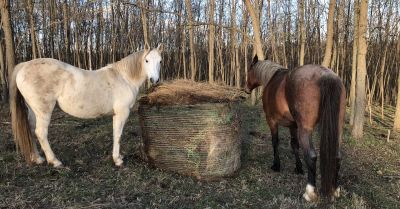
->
[0,103,399,209]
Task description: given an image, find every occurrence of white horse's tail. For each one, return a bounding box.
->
[10,64,34,164]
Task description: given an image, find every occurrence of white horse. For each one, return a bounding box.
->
[10,44,163,167]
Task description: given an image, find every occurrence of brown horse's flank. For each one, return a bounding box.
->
[246,57,345,201]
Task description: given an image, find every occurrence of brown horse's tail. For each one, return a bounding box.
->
[319,74,342,197]
[10,64,34,164]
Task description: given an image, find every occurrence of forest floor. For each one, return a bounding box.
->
[0,101,399,209]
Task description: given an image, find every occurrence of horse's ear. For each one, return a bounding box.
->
[157,43,164,53]
[144,42,150,52]
[252,55,258,64]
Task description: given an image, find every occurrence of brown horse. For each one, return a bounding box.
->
[245,55,346,202]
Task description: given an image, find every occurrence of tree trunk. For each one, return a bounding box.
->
[0,40,7,102]
[393,32,400,131]
[352,0,368,139]
[321,0,336,67]
[378,1,393,119]
[208,0,215,83]
[297,0,305,66]
[140,0,149,47]
[62,0,70,62]
[0,0,15,95]
[267,0,279,63]
[231,0,237,86]
[244,0,265,60]
[185,0,196,80]
[349,0,359,126]
[27,0,38,59]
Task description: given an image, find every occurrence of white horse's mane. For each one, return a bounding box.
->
[109,50,146,80]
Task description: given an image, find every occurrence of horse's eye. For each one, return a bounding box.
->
[160,61,162,63]
[145,59,148,63]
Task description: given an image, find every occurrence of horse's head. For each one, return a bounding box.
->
[244,55,261,94]
[143,43,163,84]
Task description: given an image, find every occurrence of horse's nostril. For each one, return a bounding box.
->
[150,78,154,83]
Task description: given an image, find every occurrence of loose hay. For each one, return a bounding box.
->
[138,80,243,180]
[139,79,247,105]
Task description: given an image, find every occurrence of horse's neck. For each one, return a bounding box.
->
[107,56,147,88]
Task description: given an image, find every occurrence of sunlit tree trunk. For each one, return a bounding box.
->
[393,32,400,131]
[350,0,359,126]
[26,0,38,59]
[243,0,265,60]
[62,0,70,63]
[322,0,336,67]
[378,1,393,119]
[0,0,15,96]
[352,0,368,139]
[208,0,215,83]
[297,0,305,65]
[185,0,196,80]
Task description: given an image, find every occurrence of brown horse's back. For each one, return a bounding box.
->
[285,65,340,130]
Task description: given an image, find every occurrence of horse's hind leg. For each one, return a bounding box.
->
[290,126,303,174]
[112,108,130,166]
[298,128,318,202]
[30,101,62,167]
[268,121,280,172]
[28,108,45,164]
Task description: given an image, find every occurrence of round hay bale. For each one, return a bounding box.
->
[138,80,244,180]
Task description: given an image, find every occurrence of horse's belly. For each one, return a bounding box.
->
[57,94,113,119]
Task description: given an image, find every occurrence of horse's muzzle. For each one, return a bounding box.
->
[150,78,159,84]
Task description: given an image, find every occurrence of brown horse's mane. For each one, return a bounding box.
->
[253,60,287,86]
[112,50,146,80]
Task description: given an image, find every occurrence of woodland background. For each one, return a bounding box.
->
[0,0,400,138]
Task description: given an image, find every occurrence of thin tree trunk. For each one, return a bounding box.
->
[217,0,225,82]
[185,0,196,80]
[231,0,237,86]
[350,0,359,126]
[0,0,15,93]
[140,0,149,47]
[322,0,336,67]
[393,32,400,131]
[379,1,393,119]
[352,0,368,139]
[208,0,215,83]
[297,0,305,65]
[244,0,265,60]
[63,0,70,62]
[0,40,7,102]
[267,0,278,63]
[27,0,37,59]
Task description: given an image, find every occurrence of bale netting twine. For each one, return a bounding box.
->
[138,80,246,180]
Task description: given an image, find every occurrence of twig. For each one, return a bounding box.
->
[387,130,391,142]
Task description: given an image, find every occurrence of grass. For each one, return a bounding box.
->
[0,102,399,209]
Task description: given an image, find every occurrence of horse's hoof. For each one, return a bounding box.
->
[333,187,341,198]
[52,160,63,168]
[270,164,280,172]
[303,184,318,202]
[32,156,45,165]
[114,157,124,166]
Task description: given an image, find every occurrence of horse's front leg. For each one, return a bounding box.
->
[268,121,280,172]
[112,108,130,166]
